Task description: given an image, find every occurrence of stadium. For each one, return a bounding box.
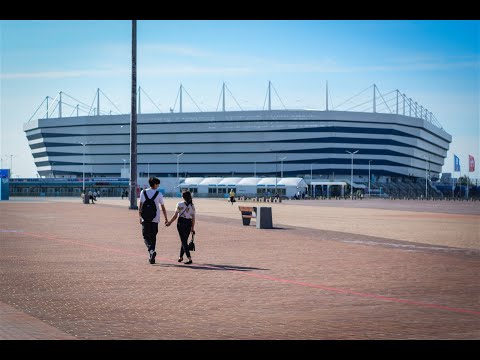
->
[22,83,453,197]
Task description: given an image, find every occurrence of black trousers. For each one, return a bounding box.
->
[142,221,158,252]
[177,217,192,258]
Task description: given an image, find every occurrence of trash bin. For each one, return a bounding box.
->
[256,207,272,229]
[83,194,89,204]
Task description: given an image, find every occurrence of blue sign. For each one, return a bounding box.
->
[0,169,10,200]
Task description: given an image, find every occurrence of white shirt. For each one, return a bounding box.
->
[176,201,195,220]
[140,188,165,223]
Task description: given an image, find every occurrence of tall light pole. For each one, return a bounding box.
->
[173,152,184,190]
[280,156,287,178]
[79,142,90,194]
[129,19,138,210]
[368,160,372,198]
[122,159,127,169]
[346,150,359,200]
[310,162,317,197]
[50,162,56,178]
[147,162,150,178]
[424,156,429,199]
[9,155,15,177]
[254,161,256,177]
[275,153,278,195]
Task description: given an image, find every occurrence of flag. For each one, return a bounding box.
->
[469,155,475,172]
[454,155,460,172]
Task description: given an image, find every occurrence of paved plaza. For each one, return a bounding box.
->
[0,198,479,339]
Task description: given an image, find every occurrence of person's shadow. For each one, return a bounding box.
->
[159,263,269,271]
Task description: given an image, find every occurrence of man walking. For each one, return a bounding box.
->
[139,177,168,264]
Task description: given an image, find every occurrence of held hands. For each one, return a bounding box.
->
[165,219,170,227]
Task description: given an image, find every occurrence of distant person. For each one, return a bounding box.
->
[229,189,236,205]
[125,190,129,199]
[88,190,95,204]
[121,191,124,200]
[166,190,195,265]
[139,177,168,265]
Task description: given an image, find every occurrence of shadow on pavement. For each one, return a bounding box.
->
[159,263,269,271]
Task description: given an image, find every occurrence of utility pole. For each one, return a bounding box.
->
[129,20,138,210]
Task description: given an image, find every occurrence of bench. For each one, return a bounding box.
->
[238,206,257,226]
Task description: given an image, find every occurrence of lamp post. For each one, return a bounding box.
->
[254,161,256,177]
[173,152,184,190]
[7,154,15,178]
[275,153,278,195]
[79,142,90,194]
[310,162,317,196]
[147,162,150,178]
[368,160,372,198]
[423,156,429,199]
[122,159,127,169]
[280,156,287,178]
[50,162,56,178]
[346,150,359,200]
[269,149,285,196]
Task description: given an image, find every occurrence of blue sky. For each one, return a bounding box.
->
[1,20,479,178]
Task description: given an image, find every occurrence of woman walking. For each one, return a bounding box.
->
[166,190,196,264]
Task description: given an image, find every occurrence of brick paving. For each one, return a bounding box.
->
[0,199,479,339]
[0,300,75,339]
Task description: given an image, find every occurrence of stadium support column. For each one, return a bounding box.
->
[129,20,138,210]
[59,91,62,118]
[97,88,100,116]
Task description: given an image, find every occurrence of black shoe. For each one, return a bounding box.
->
[178,257,183,263]
[149,251,156,264]
[184,259,192,264]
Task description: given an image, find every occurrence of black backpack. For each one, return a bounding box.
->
[141,191,159,222]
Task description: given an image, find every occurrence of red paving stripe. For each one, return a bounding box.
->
[7,230,480,317]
